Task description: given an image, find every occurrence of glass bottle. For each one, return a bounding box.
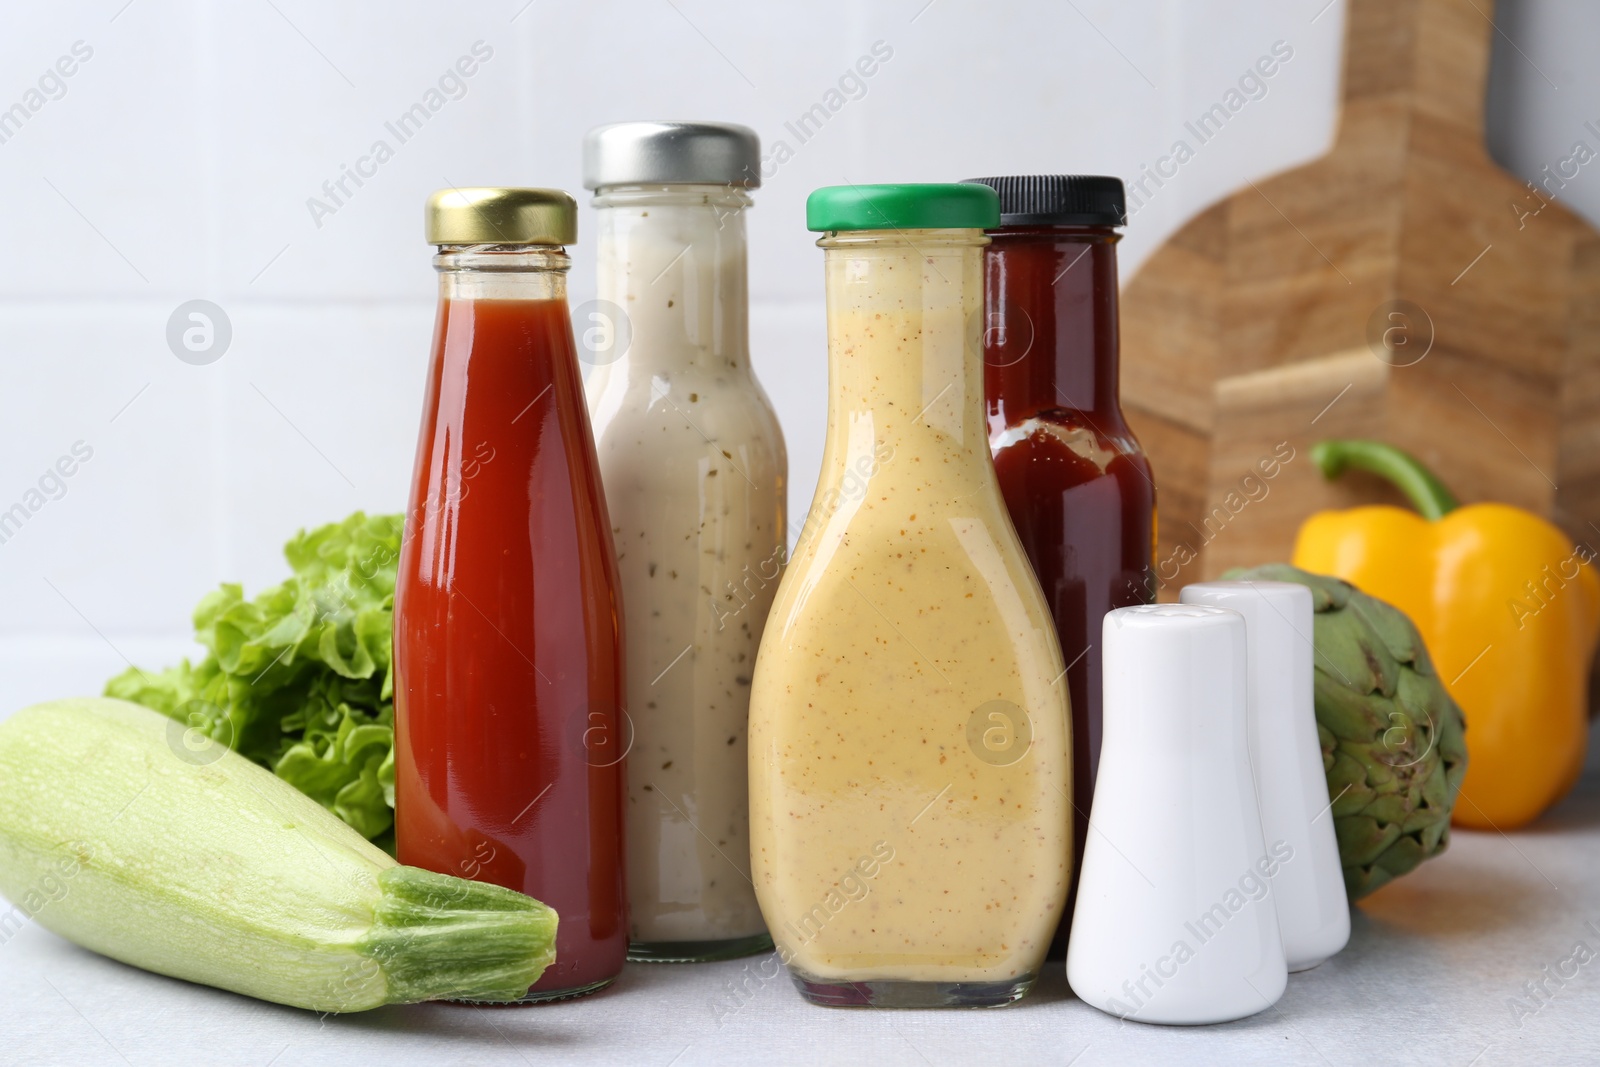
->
[582,122,786,963]
[749,184,1071,1008]
[394,187,628,1002]
[967,175,1155,953]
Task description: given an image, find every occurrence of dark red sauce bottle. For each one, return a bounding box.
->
[967,175,1156,954]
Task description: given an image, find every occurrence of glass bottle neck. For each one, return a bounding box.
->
[983,226,1122,423]
[592,184,752,376]
[820,229,990,462]
[433,244,570,302]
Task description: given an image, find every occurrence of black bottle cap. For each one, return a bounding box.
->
[961,175,1127,228]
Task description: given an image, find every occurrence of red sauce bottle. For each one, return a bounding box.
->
[394,188,628,1001]
[967,176,1156,953]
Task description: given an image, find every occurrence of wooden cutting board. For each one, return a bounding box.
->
[1121,0,1600,586]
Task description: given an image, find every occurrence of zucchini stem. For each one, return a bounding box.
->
[354,866,558,1007]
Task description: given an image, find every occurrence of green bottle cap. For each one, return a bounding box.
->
[806,183,1000,232]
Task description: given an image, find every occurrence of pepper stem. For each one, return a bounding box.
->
[1310,439,1459,521]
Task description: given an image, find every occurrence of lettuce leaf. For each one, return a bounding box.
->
[107,512,403,850]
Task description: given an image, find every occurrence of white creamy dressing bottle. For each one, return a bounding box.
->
[582,122,787,962]
[748,184,1071,1008]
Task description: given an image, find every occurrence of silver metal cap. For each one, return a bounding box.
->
[583,121,761,190]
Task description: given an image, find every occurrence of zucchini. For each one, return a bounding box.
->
[0,698,556,1012]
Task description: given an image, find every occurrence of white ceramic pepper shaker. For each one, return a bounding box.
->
[1067,604,1287,1024]
[1181,580,1350,972]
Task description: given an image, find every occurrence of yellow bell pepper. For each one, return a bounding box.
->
[1293,439,1600,831]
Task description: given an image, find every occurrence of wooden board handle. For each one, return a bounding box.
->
[1338,0,1496,141]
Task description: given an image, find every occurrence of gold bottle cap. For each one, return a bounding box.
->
[424,187,578,246]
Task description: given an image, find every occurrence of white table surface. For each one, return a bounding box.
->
[4,775,1598,1067]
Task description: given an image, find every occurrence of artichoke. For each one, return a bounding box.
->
[1224,564,1468,899]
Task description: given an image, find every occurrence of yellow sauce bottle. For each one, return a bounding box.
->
[748,184,1071,1008]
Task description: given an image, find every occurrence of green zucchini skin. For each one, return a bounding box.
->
[0,698,555,1011]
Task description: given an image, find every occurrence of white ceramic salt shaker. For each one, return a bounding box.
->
[1181,579,1350,971]
[1066,604,1287,1024]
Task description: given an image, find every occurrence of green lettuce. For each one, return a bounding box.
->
[107,512,404,850]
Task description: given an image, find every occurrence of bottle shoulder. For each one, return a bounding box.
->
[588,368,785,446]
[990,408,1148,463]
[784,468,1030,586]
[586,404,786,519]
[764,495,1066,683]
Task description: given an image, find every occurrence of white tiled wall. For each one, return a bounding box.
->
[1,0,1596,740]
